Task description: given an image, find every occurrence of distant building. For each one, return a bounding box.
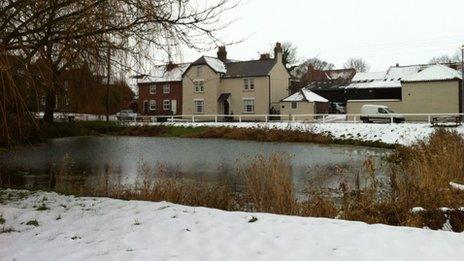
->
[347,64,463,120]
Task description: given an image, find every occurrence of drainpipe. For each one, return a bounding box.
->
[461,45,464,115]
[268,75,271,113]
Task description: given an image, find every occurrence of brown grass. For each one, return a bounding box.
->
[4,129,464,232]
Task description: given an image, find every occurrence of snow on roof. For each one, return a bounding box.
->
[352,71,387,82]
[138,63,190,83]
[282,89,328,103]
[203,56,227,74]
[345,80,402,89]
[403,64,462,82]
[385,65,422,81]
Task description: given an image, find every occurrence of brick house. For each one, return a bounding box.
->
[137,63,190,115]
[30,61,134,115]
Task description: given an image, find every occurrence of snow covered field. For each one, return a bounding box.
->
[2,189,464,261]
[145,122,464,146]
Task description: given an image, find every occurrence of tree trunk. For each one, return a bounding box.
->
[43,89,56,123]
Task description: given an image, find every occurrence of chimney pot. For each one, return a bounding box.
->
[260,53,271,60]
[396,63,400,67]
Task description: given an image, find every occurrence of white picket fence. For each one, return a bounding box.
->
[35,112,464,124]
[125,113,464,124]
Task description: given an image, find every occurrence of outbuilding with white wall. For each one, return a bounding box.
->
[280,88,329,121]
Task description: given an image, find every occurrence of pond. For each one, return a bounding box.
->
[0,136,390,191]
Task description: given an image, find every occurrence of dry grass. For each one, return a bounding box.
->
[4,129,464,232]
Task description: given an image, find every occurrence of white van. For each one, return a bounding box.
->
[360,105,405,123]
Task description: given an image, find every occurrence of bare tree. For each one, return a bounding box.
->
[344,58,370,72]
[1,0,239,144]
[281,42,298,68]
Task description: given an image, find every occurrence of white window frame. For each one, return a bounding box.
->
[149,100,156,111]
[149,84,156,94]
[163,100,171,111]
[163,84,170,94]
[291,102,297,109]
[194,80,204,93]
[244,78,255,91]
[243,98,255,114]
[194,99,204,114]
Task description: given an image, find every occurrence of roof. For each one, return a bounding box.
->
[345,80,402,89]
[224,59,276,78]
[190,56,227,74]
[282,89,328,103]
[188,56,277,78]
[138,63,190,83]
[352,71,387,82]
[347,65,425,89]
[403,64,462,82]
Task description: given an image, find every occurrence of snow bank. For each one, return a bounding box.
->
[1,189,464,261]
[145,122,464,146]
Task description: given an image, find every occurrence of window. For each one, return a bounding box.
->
[194,100,204,114]
[149,100,156,111]
[291,102,297,109]
[194,81,204,93]
[40,95,46,106]
[163,84,170,94]
[196,66,202,77]
[244,78,255,90]
[163,100,171,111]
[243,99,255,113]
[149,84,156,94]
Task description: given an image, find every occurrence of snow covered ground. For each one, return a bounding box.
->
[2,189,464,261]
[143,122,464,146]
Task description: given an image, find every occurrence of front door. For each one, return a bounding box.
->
[223,101,229,115]
[143,101,149,114]
[171,100,177,115]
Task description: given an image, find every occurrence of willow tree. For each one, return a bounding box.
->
[0,0,238,145]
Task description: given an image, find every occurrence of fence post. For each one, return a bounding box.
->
[292,115,295,122]
[239,116,242,122]
[428,115,431,123]
[265,115,268,122]
[353,115,357,123]
[192,115,195,123]
[170,116,174,122]
[215,115,218,123]
[390,115,394,124]
[322,115,326,123]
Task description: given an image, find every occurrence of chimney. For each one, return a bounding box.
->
[217,46,227,62]
[274,42,283,63]
[260,53,271,60]
[396,63,400,67]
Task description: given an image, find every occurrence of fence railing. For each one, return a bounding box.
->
[35,112,464,124]
[124,113,464,124]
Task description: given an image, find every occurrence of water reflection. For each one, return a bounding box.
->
[0,136,390,190]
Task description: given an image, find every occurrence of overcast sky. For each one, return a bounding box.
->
[178,0,464,71]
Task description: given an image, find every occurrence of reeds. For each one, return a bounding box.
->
[14,129,464,232]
